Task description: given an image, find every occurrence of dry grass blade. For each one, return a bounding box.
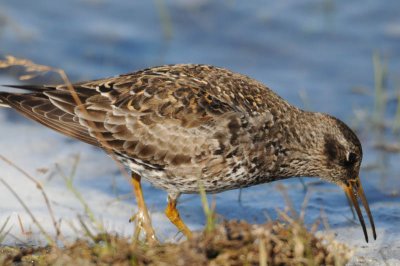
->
[276,184,298,219]
[259,238,267,266]
[393,80,400,133]
[0,178,54,245]
[320,208,331,231]
[0,216,12,244]
[374,142,400,153]
[299,188,312,221]
[0,155,61,241]
[198,182,216,233]
[372,51,388,130]
[55,159,104,233]
[154,0,173,41]
[77,215,97,241]
[0,55,52,80]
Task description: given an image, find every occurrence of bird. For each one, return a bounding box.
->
[0,64,376,242]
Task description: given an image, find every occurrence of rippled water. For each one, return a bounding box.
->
[1,1,400,264]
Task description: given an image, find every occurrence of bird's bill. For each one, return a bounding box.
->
[342,178,377,242]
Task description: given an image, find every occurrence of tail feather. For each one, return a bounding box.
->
[0,88,99,146]
[0,93,11,107]
[0,84,51,107]
[2,84,51,92]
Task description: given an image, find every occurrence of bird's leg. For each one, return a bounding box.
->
[130,172,157,243]
[165,194,192,238]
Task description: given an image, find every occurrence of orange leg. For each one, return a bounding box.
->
[165,195,192,238]
[130,172,157,242]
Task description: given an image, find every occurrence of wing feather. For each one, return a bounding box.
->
[1,64,264,170]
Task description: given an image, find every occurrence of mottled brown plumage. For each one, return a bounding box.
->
[0,64,376,242]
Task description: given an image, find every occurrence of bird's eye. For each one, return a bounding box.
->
[345,152,357,165]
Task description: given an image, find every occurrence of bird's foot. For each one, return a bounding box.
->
[129,211,158,244]
[165,196,192,238]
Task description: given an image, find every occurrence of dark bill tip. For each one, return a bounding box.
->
[342,178,377,243]
[343,184,369,242]
[356,180,377,240]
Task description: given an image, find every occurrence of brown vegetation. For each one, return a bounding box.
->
[0,219,351,266]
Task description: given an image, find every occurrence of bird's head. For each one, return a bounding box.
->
[316,114,376,242]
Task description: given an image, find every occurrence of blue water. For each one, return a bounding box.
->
[1,0,400,264]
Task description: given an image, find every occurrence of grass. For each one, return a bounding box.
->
[198,182,217,234]
[55,155,104,233]
[350,51,400,196]
[0,216,11,244]
[0,155,61,241]
[0,218,351,265]
[372,51,388,129]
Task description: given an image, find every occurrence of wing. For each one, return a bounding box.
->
[0,64,257,170]
[72,65,242,168]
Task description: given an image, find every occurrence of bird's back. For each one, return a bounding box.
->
[0,64,296,194]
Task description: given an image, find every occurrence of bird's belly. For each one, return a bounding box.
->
[117,155,264,194]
